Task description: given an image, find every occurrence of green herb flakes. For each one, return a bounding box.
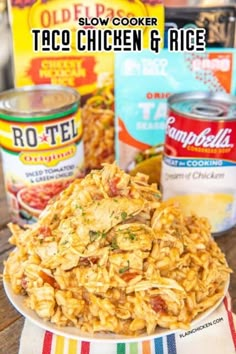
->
[154,192,161,198]
[101,232,106,238]
[89,230,106,242]
[111,238,119,250]
[128,233,136,241]
[61,240,69,245]
[121,211,127,221]
[89,230,100,242]
[119,261,130,274]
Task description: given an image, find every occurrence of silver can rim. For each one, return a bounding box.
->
[0,84,80,118]
[168,91,236,121]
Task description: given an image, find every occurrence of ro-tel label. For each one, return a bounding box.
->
[161,110,236,233]
[0,112,83,167]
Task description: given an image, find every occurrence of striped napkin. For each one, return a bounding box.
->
[19,295,236,354]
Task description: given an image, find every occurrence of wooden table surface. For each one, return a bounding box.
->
[0,161,236,354]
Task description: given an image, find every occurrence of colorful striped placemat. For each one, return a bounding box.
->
[19,294,236,354]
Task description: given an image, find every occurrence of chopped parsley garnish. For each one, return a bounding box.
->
[154,192,161,198]
[119,261,130,274]
[110,238,119,250]
[61,240,69,245]
[121,211,127,221]
[101,231,106,238]
[89,230,100,242]
[76,206,86,216]
[89,230,106,242]
[128,233,136,241]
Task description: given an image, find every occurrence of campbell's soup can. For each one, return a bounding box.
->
[161,91,236,235]
[0,84,84,225]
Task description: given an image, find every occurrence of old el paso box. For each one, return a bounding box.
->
[8,0,164,171]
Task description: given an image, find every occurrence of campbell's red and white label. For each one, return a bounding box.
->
[161,108,236,234]
[164,110,236,161]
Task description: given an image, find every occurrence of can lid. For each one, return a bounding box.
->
[0,84,80,118]
[168,91,236,121]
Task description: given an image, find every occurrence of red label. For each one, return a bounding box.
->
[26,56,97,87]
[164,109,236,161]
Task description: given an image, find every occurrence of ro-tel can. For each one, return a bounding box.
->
[0,84,84,225]
[161,91,236,235]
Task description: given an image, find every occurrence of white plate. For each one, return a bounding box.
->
[3,277,229,343]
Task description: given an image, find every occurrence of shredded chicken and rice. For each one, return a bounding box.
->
[4,163,231,336]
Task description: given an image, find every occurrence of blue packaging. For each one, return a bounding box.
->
[115,48,236,173]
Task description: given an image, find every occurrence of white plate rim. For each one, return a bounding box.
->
[3,275,229,343]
